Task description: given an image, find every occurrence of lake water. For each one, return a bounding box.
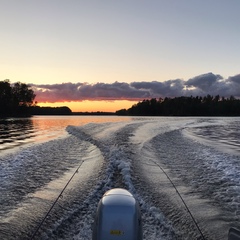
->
[0,116,240,239]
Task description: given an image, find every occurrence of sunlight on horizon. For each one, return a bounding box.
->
[38,100,137,112]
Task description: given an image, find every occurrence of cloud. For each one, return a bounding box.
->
[131,79,185,97]
[31,72,240,103]
[228,74,240,84]
[224,74,240,97]
[185,72,223,91]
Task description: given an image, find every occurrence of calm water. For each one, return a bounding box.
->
[0,116,130,153]
[0,116,240,239]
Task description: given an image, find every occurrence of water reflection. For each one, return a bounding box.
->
[0,118,35,151]
[0,116,132,154]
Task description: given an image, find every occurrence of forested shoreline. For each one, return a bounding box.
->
[1,80,240,117]
[0,80,36,117]
[0,80,72,117]
[116,95,240,116]
[30,106,72,115]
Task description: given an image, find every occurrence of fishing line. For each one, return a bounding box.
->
[30,160,84,240]
[149,159,206,240]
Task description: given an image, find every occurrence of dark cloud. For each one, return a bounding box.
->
[130,79,185,97]
[186,72,223,91]
[227,74,240,83]
[224,74,240,97]
[31,73,240,102]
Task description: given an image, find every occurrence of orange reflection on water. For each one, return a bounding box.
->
[31,115,132,143]
[0,116,132,155]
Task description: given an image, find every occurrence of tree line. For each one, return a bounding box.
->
[2,79,240,117]
[30,106,72,115]
[0,80,72,117]
[116,95,240,116]
[0,80,36,116]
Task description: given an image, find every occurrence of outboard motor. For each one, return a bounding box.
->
[92,188,142,240]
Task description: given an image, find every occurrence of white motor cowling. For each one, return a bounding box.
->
[92,188,142,240]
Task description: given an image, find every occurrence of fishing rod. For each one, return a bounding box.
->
[148,159,206,240]
[30,160,84,240]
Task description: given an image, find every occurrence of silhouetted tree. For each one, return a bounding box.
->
[0,80,36,116]
[0,80,12,115]
[12,82,35,107]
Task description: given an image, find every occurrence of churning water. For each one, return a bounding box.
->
[0,116,240,239]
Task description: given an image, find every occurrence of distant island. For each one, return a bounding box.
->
[30,106,72,115]
[116,95,240,116]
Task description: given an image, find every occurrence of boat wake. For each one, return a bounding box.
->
[1,117,240,239]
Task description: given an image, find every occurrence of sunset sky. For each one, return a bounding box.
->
[1,0,240,112]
